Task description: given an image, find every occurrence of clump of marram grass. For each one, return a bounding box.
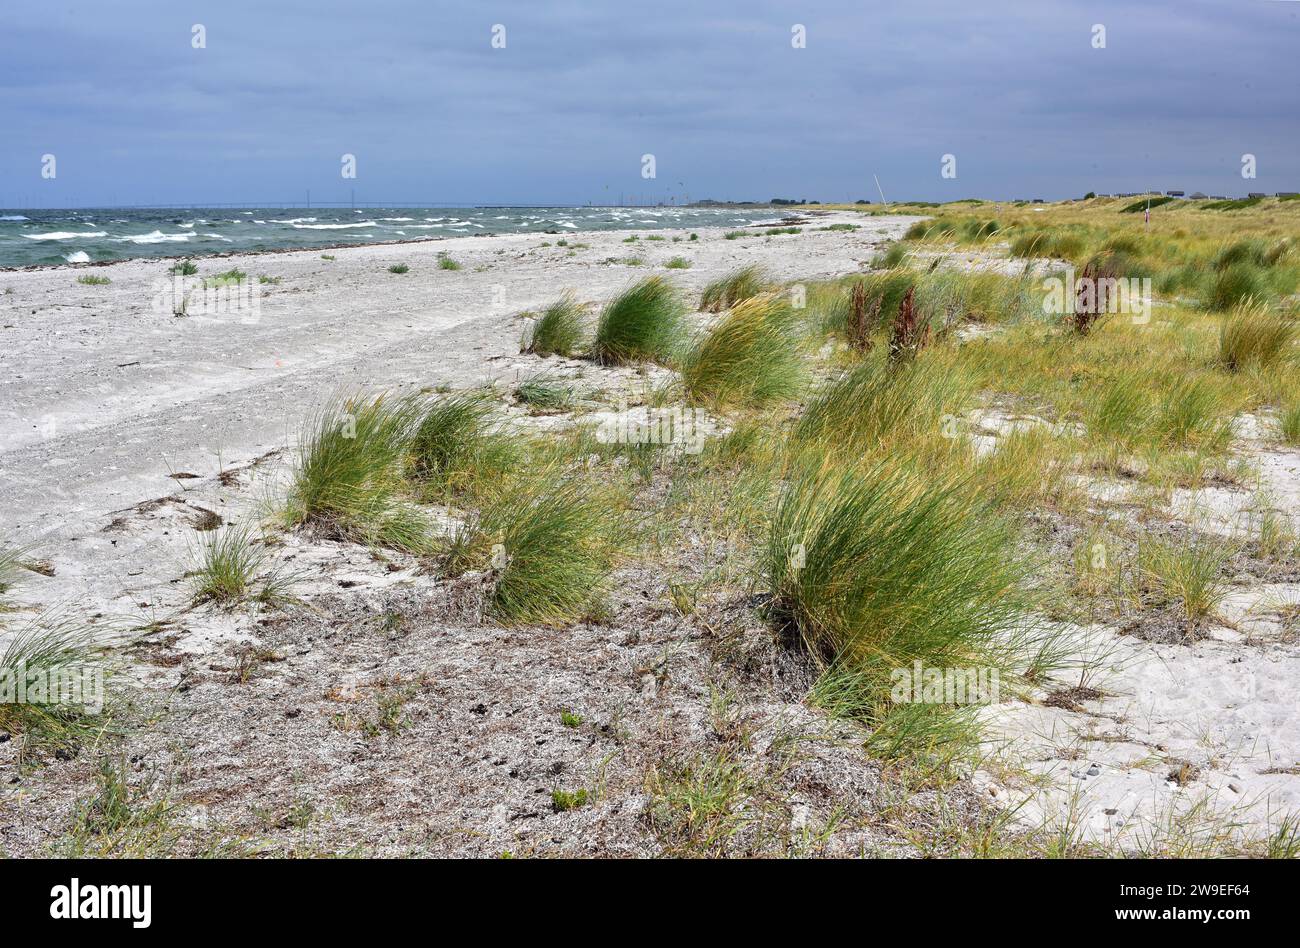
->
[766,458,1040,751]
[189,525,262,604]
[1139,537,1234,625]
[678,293,806,409]
[794,352,970,457]
[444,471,627,625]
[1008,228,1088,260]
[285,393,431,551]
[438,256,461,271]
[1152,376,1235,452]
[592,275,687,366]
[408,390,518,498]
[387,263,410,274]
[1218,299,1297,372]
[0,612,108,752]
[168,259,198,276]
[527,292,588,356]
[700,265,770,312]
[1205,262,1266,311]
[188,524,295,607]
[1279,397,1300,445]
[872,241,909,269]
[664,256,691,270]
[1085,372,1233,457]
[514,372,577,412]
[77,274,111,285]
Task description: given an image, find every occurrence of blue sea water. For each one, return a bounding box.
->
[0,206,788,268]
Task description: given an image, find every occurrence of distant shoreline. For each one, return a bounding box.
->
[0,209,833,273]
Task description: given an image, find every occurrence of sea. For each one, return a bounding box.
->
[0,206,791,268]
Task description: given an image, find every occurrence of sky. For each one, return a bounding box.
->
[1,0,1297,207]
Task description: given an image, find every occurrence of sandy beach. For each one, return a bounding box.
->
[0,211,896,614]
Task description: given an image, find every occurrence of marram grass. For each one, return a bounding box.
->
[1218,299,1297,372]
[408,389,519,499]
[527,292,587,357]
[766,457,1041,747]
[700,265,770,312]
[445,470,627,625]
[0,611,108,751]
[593,276,687,365]
[793,351,971,457]
[285,393,431,552]
[678,293,806,409]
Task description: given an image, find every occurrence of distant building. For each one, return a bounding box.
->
[1277,192,1297,198]
[1166,190,1185,197]
[1188,192,1207,200]
[1248,192,1266,199]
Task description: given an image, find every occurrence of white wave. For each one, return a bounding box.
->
[202,233,232,241]
[22,230,108,241]
[0,215,29,221]
[114,230,194,244]
[380,217,414,222]
[269,217,317,224]
[64,251,91,263]
[292,221,377,229]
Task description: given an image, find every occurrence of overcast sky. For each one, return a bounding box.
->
[2,0,1297,206]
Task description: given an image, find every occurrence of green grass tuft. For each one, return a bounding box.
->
[285,393,431,551]
[1205,262,1266,311]
[0,612,108,753]
[1279,397,1300,446]
[527,292,588,356]
[189,524,294,607]
[1139,537,1233,624]
[700,265,770,312]
[794,354,969,455]
[445,471,627,625]
[408,390,518,499]
[592,276,687,366]
[766,458,1036,742]
[1218,300,1297,372]
[514,372,578,412]
[678,293,806,409]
